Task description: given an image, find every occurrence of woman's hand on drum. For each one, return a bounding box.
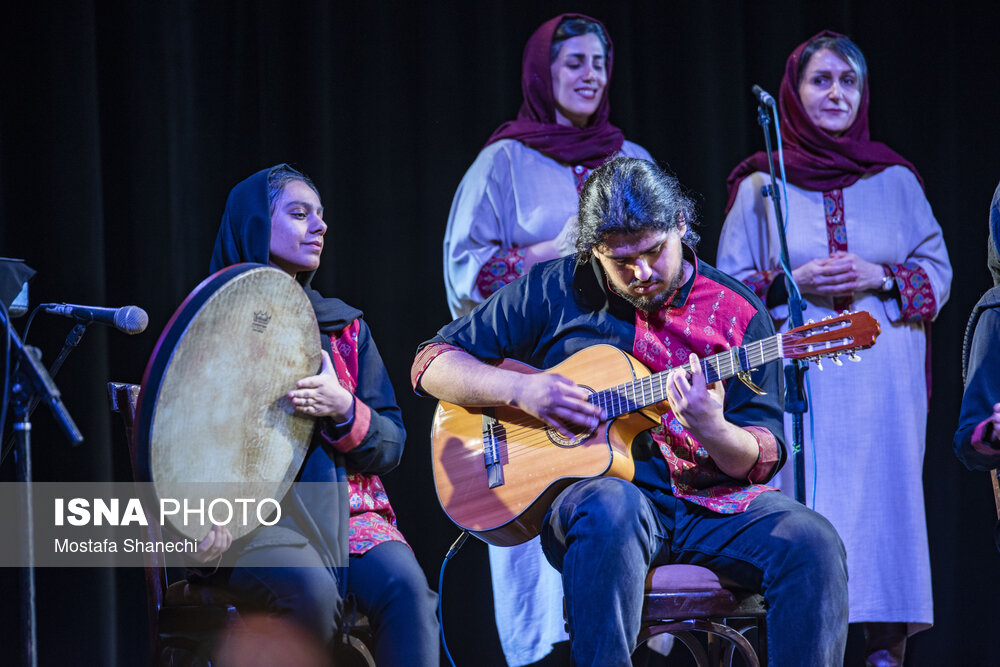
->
[792,251,884,296]
[191,524,232,563]
[290,351,355,422]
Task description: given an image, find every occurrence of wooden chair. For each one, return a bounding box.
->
[991,469,1000,551]
[108,381,242,665]
[638,564,766,667]
[563,562,766,665]
[107,382,375,667]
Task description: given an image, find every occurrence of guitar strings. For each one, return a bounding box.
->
[476,332,873,464]
[486,337,785,436]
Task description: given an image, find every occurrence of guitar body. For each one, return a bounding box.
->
[431,345,660,546]
[430,310,881,547]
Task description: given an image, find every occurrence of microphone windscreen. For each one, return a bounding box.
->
[115,306,149,334]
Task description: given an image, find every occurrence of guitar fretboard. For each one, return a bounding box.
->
[588,334,783,419]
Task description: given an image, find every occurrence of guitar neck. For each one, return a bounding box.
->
[590,334,782,419]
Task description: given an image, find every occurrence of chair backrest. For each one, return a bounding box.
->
[107,381,166,652]
[109,383,375,666]
[992,470,1000,519]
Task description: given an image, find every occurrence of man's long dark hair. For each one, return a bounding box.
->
[576,157,699,260]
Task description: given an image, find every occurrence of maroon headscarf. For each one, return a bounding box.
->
[485,13,625,168]
[724,30,922,214]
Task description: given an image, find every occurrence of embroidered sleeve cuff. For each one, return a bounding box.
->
[888,261,938,323]
[743,426,780,483]
[321,399,372,453]
[971,418,1000,456]
[743,269,782,304]
[475,247,526,299]
[411,343,464,395]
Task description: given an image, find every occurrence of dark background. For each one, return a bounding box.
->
[1,1,998,665]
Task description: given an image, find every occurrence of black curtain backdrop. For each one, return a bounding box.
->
[1,2,997,665]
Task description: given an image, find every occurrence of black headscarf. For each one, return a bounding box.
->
[988,181,1000,287]
[209,165,360,334]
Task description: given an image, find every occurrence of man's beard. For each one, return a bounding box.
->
[616,265,686,313]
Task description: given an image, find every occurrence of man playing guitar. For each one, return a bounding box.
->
[412,157,850,666]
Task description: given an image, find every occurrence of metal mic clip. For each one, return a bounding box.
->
[752,84,776,107]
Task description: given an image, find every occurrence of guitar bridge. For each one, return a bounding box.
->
[483,411,505,489]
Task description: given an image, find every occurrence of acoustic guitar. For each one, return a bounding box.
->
[430,311,880,546]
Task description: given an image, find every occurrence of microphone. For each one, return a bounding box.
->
[43,303,149,335]
[752,84,776,107]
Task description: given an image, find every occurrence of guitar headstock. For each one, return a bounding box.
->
[782,311,881,361]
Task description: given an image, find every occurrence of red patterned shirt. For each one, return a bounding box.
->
[324,320,406,555]
[632,263,780,513]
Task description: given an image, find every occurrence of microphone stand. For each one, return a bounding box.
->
[1,323,88,464]
[1,309,84,667]
[755,102,809,505]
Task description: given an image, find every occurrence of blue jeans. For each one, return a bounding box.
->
[228,540,439,666]
[540,478,848,667]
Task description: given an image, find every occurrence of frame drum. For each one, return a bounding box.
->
[135,264,321,541]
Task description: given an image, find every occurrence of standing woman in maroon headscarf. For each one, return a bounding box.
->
[717,31,952,665]
[441,14,653,666]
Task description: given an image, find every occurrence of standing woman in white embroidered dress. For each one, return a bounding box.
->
[717,31,951,666]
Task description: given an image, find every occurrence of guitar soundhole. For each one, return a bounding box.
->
[546,429,592,448]
[545,384,597,448]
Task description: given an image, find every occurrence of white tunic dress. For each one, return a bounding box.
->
[717,165,951,633]
[443,137,652,665]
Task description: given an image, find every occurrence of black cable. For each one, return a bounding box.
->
[20,304,44,346]
[437,530,469,667]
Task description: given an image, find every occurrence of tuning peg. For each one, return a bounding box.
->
[830,354,843,366]
[848,352,861,362]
